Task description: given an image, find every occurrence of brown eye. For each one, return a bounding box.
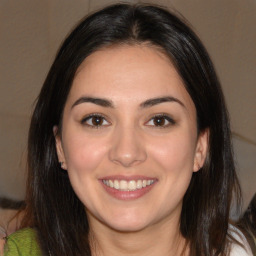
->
[82,114,110,128]
[153,116,166,126]
[91,116,104,126]
[146,115,175,128]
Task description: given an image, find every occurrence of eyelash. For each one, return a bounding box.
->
[81,113,110,129]
[145,114,176,128]
[80,113,175,129]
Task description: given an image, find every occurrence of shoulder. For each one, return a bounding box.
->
[4,228,42,256]
[228,225,254,256]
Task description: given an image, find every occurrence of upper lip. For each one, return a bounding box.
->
[99,175,157,181]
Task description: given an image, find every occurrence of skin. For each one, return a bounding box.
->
[55,45,208,256]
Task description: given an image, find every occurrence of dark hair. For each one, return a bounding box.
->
[21,3,241,256]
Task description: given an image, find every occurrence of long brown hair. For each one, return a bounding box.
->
[21,3,241,255]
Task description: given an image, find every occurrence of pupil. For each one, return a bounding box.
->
[92,116,103,126]
[154,117,165,126]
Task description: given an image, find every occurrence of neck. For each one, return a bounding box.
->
[89,215,188,256]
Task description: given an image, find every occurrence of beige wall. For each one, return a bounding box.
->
[0,0,255,210]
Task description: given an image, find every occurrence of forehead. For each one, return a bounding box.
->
[67,45,195,113]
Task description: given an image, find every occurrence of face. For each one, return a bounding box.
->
[55,45,208,233]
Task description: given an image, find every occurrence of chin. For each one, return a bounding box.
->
[108,220,149,233]
[102,211,154,233]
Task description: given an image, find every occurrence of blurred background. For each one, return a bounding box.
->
[0,0,255,217]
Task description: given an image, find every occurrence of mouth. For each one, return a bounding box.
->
[100,176,157,200]
[102,179,155,191]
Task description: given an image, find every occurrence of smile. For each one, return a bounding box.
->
[102,179,155,191]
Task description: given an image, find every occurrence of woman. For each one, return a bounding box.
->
[4,3,253,256]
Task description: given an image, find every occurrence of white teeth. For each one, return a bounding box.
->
[128,180,136,191]
[114,180,120,189]
[109,180,114,188]
[103,179,155,191]
[120,180,128,190]
[136,180,142,189]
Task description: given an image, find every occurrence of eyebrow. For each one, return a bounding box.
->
[71,96,185,109]
[140,96,185,108]
[72,97,114,108]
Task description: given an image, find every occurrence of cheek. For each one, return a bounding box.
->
[63,133,108,175]
[62,133,109,209]
[148,132,197,213]
[149,132,196,173]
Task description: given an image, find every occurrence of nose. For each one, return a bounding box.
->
[108,125,147,167]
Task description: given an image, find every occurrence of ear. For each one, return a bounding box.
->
[193,129,209,172]
[53,126,67,170]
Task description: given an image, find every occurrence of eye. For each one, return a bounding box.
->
[81,114,110,128]
[145,114,175,128]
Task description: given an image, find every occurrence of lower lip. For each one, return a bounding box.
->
[100,181,157,201]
